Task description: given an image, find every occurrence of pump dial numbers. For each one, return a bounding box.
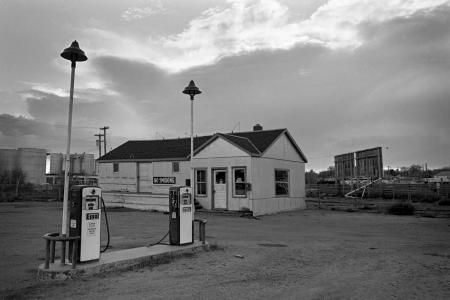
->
[181,194,191,205]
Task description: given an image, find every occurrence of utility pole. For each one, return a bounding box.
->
[100,126,109,155]
[94,133,103,158]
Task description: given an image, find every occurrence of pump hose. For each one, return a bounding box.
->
[100,197,110,253]
[147,230,170,247]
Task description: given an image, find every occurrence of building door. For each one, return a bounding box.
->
[138,163,152,192]
[213,170,227,209]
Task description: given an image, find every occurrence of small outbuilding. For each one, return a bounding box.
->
[98,125,307,216]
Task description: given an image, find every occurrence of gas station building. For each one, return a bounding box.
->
[98,126,307,216]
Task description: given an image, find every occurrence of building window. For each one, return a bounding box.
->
[275,169,289,196]
[195,169,207,196]
[172,162,180,173]
[113,163,119,173]
[233,167,246,197]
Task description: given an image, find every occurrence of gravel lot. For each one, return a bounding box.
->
[1,202,449,299]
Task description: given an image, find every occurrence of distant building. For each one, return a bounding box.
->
[0,148,47,184]
[98,126,307,216]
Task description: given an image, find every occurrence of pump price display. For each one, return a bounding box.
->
[86,213,99,220]
[182,194,191,205]
[87,222,97,236]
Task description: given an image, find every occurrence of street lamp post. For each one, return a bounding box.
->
[183,80,201,189]
[60,41,87,237]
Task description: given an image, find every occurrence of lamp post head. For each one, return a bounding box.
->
[61,40,88,62]
[183,80,202,100]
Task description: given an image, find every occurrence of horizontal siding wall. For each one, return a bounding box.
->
[98,161,190,194]
[251,157,305,215]
[102,192,169,212]
[98,162,137,192]
[193,156,252,211]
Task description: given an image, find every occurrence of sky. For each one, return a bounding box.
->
[0,0,449,171]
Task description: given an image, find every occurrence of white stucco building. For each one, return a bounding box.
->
[98,126,307,216]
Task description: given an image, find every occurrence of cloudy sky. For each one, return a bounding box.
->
[1,0,449,171]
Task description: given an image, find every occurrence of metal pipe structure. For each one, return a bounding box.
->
[60,41,87,236]
[183,81,201,188]
[190,98,194,188]
[61,62,76,236]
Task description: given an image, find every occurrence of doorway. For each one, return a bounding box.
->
[213,169,227,209]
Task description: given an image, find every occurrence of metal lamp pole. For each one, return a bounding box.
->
[183,80,201,188]
[60,41,87,236]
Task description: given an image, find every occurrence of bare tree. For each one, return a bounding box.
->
[11,168,26,198]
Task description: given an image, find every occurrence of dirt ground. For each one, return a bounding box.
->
[1,202,449,299]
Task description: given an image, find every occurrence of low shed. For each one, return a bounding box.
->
[98,126,307,216]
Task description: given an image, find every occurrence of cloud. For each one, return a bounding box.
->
[0,113,129,155]
[0,89,30,117]
[82,0,450,72]
[0,114,89,153]
[122,0,166,21]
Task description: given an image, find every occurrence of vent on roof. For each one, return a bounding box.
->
[253,124,263,131]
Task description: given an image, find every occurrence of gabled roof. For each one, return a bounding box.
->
[98,128,307,162]
[193,133,261,157]
[99,136,212,161]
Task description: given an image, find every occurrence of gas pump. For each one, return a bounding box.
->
[169,186,194,245]
[69,185,102,262]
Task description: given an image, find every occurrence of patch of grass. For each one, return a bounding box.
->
[387,203,415,215]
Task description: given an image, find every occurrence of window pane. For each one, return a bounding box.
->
[234,169,245,182]
[275,183,289,195]
[233,168,246,196]
[196,170,206,182]
[113,163,119,172]
[197,182,206,195]
[235,183,246,195]
[172,162,179,172]
[275,170,288,182]
[215,171,226,184]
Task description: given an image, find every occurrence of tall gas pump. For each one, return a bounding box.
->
[169,186,194,245]
[69,185,102,262]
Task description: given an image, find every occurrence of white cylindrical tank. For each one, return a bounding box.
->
[0,149,18,173]
[17,148,47,184]
[49,153,64,174]
[71,154,82,174]
[81,154,95,175]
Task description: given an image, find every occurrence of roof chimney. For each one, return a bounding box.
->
[253,124,263,131]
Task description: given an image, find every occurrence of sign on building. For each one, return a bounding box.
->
[334,147,383,180]
[335,152,355,180]
[355,147,383,179]
[153,177,176,184]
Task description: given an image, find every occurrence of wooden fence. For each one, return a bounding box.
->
[306,182,450,202]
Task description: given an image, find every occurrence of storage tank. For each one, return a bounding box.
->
[71,154,82,174]
[48,153,64,174]
[0,149,18,173]
[17,148,47,184]
[81,154,95,175]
